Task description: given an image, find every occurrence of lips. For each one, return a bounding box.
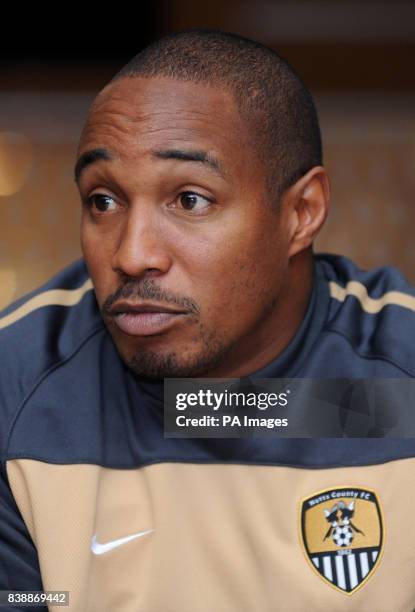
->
[109,302,188,315]
[113,311,187,336]
[108,302,188,336]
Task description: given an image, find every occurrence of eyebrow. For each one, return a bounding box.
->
[74,146,225,184]
[151,148,224,178]
[74,148,114,184]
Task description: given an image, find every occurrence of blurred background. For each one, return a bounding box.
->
[1,0,414,308]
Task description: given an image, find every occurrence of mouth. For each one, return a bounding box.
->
[113,311,188,336]
[108,302,189,337]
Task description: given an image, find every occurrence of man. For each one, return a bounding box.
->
[0,29,414,611]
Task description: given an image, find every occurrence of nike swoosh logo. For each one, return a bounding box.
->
[91,529,154,555]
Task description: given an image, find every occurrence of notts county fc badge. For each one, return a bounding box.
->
[299,487,384,594]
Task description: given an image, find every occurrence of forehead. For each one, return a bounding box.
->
[77,76,252,168]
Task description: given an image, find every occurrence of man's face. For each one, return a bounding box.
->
[76,76,293,378]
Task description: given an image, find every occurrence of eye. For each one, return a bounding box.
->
[86,193,118,213]
[176,191,213,214]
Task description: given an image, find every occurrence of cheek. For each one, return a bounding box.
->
[184,221,285,319]
[80,221,116,299]
[81,225,100,276]
[81,214,116,258]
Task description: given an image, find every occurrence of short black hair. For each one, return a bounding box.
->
[110,28,323,207]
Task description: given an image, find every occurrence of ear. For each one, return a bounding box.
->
[283,166,330,259]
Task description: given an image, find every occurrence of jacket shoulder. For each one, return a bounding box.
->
[0,259,104,455]
[315,252,415,376]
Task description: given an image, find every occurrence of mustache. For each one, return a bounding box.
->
[100,277,200,317]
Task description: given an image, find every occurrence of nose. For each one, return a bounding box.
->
[111,208,172,279]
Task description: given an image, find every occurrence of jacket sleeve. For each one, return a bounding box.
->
[0,465,48,611]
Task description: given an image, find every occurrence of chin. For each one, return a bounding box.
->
[124,342,231,379]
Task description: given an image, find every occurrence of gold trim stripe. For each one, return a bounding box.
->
[329,280,415,314]
[0,278,93,330]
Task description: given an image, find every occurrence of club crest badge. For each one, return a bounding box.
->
[299,487,384,594]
